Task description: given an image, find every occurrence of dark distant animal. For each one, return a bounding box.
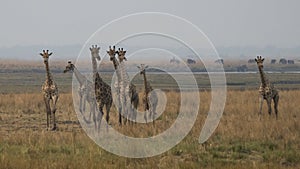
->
[187,58,196,64]
[248,59,256,63]
[287,60,294,64]
[270,59,276,64]
[279,58,287,64]
[215,59,224,64]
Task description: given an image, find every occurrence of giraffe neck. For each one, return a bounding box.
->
[91,57,98,80]
[44,62,52,85]
[73,66,87,86]
[119,61,130,86]
[95,72,105,90]
[112,57,122,85]
[258,66,267,87]
[111,56,119,70]
[143,72,149,94]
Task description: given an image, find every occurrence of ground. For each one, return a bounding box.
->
[0,62,299,168]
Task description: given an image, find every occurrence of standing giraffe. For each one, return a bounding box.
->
[255,56,279,119]
[107,46,122,124]
[108,46,139,124]
[40,50,59,130]
[90,45,113,130]
[63,61,96,125]
[137,64,158,124]
[115,47,133,124]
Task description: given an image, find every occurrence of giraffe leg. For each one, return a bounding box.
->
[82,94,87,113]
[125,94,132,125]
[130,102,136,125]
[84,100,91,123]
[149,108,154,125]
[115,90,122,125]
[127,101,132,125]
[97,104,104,132]
[92,103,97,130]
[79,93,83,113]
[120,93,128,125]
[149,93,158,125]
[152,103,158,125]
[105,102,112,130]
[51,95,58,131]
[43,97,51,130]
[144,110,148,123]
[82,99,90,123]
[148,101,152,121]
[132,95,139,124]
[258,95,264,116]
[117,96,122,125]
[144,101,148,123]
[266,97,272,116]
[83,100,94,124]
[88,100,94,122]
[273,93,279,119]
[129,105,134,125]
[118,106,122,125]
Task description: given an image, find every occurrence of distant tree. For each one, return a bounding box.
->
[237,65,248,72]
[214,59,224,64]
[287,60,295,64]
[279,58,287,64]
[187,58,196,64]
[248,59,256,63]
[170,57,180,64]
[271,59,276,64]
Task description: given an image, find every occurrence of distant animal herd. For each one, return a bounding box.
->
[248,58,295,64]
[40,45,281,131]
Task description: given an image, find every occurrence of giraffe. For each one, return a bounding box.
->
[63,61,96,125]
[90,45,113,130]
[255,55,279,119]
[108,46,139,124]
[40,50,59,131]
[107,46,122,124]
[137,64,158,124]
[115,47,133,124]
[129,83,139,124]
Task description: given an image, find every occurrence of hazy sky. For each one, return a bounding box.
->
[1,0,299,48]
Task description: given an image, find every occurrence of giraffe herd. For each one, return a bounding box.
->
[41,46,279,131]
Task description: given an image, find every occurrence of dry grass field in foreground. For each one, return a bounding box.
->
[0,90,299,169]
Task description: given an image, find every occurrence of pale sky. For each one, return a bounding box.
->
[0,0,299,48]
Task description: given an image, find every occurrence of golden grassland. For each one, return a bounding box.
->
[0,90,299,169]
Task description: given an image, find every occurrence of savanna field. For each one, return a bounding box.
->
[0,62,299,169]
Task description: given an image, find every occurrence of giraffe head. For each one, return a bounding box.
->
[116,48,127,62]
[89,45,101,61]
[40,50,53,64]
[137,64,148,75]
[63,61,75,73]
[255,55,265,68]
[107,46,117,61]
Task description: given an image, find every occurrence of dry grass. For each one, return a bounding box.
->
[0,90,299,169]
